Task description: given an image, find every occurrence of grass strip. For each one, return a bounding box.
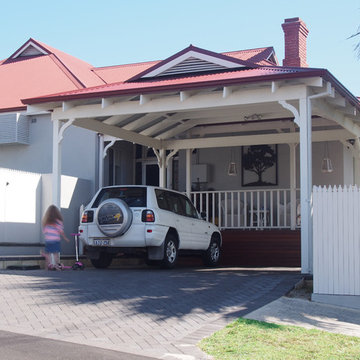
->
[199,318,360,360]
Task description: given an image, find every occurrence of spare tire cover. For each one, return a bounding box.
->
[96,198,133,237]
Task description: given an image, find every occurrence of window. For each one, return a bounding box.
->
[93,187,147,208]
[179,195,199,218]
[166,192,184,215]
[156,189,169,210]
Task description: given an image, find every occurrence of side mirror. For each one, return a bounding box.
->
[200,211,207,220]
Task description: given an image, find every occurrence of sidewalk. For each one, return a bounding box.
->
[244,296,360,337]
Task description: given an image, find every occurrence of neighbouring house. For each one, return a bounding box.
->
[1,18,360,288]
[0,39,105,255]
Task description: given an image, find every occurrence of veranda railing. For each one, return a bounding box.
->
[190,189,300,230]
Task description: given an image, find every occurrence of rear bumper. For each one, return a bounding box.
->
[79,223,168,250]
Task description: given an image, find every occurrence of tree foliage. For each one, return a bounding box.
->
[348,25,360,57]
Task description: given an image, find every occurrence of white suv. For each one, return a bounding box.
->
[79,185,222,269]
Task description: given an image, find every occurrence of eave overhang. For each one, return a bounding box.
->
[24,68,351,106]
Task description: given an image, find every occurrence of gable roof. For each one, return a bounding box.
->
[126,45,260,81]
[92,46,277,84]
[223,47,278,66]
[0,38,105,112]
[1,40,278,113]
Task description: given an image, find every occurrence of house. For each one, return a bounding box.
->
[0,39,105,255]
[2,19,360,279]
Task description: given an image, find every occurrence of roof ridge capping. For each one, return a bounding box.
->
[126,44,260,82]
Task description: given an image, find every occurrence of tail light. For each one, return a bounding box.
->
[142,210,155,222]
[81,210,94,223]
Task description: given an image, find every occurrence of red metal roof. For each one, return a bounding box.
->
[92,47,276,84]
[2,39,359,112]
[34,40,104,87]
[94,61,160,83]
[0,39,105,112]
[223,47,277,65]
[126,45,261,82]
[23,64,360,111]
[23,66,321,103]
[0,40,279,112]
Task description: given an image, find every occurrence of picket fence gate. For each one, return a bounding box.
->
[313,186,360,302]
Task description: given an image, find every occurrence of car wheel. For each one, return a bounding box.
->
[91,252,113,269]
[203,235,221,267]
[161,234,178,269]
[96,198,133,237]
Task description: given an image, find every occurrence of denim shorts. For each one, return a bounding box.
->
[45,241,61,253]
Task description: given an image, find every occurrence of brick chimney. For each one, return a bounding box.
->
[282,17,309,67]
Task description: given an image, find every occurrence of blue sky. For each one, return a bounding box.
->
[2,0,360,95]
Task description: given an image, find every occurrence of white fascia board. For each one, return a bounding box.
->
[12,41,48,59]
[143,50,244,78]
[52,84,309,121]
[26,104,53,115]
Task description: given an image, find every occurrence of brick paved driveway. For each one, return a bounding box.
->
[0,266,301,359]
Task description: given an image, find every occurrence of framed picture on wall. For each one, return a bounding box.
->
[241,145,278,186]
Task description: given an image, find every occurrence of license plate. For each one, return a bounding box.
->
[94,239,110,246]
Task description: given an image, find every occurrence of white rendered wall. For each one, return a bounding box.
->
[0,169,92,256]
[0,113,98,194]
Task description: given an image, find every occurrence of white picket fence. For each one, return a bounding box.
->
[313,186,360,298]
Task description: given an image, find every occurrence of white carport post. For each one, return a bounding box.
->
[159,149,166,187]
[289,143,297,229]
[354,140,360,186]
[52,117,75,208]
[165,149,178,189]
[299,97,313,274]
[186,149,191,197]
[99,136,117,189]
[280,97,312,274]
[52,118,61,207]
[98,134,104,189]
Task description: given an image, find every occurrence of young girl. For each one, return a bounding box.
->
[42,205,70,270]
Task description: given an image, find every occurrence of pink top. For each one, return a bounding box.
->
[43,220,63,242]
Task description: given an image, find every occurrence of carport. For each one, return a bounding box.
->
[24,45,360,274]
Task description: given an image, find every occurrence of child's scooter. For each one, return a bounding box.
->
[64,233,85,270]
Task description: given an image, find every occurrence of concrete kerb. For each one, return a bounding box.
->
[0,255,144,270]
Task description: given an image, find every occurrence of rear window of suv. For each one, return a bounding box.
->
[92,187,147,208]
